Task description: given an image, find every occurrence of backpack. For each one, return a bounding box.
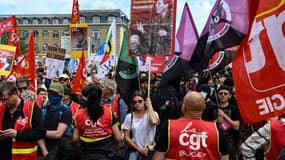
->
[42,103,73,137]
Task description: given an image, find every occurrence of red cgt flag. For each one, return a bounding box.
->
[8,16,21,59]
[70,0,80,24]
[0,15,16,35]
[71,51,87,95]
[232,0,285,123]
[0,16,21,59]
[7,32,37,92]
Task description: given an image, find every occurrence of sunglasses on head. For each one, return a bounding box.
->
[59,78,69,82]
[18,87,28,91]
[218,92,229,96]
[133,99,143,104]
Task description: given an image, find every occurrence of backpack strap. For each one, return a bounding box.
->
[41,107,47,121]
[58,103,73,137]
[58,103,68,120]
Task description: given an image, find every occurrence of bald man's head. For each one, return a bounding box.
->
[182,91,206,117]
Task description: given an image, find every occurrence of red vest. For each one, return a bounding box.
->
[75,105,113,143]
[70,101,80,116]
[166,119,221,160]
[35,96,43,109]
[111,95,120,122]
[0,101,38,160]
[265,120,285,160]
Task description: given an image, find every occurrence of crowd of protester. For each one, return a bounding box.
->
[0,64,284,160]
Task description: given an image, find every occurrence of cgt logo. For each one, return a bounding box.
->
[179,122,208,151]
[244,3,285,92]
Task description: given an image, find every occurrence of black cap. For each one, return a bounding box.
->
[217,85,231,92]
[64,86,72,95]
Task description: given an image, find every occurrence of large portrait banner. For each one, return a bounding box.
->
[0,45,16,76]
[70,23,88,58]
[129,0,176,57]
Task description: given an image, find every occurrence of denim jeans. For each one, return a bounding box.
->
[128,151,139,160]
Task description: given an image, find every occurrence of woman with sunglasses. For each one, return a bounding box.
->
[122,90,159,160]
[72,84,121,160]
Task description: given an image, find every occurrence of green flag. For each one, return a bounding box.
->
[115,28,139,105]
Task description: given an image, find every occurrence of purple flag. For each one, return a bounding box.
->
[159,3,198,100]
[190,0,249,72]
[176,3,199,61]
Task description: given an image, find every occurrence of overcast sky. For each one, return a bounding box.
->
[0,0,215,34]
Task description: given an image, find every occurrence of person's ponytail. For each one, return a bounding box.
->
[86,85,103,123]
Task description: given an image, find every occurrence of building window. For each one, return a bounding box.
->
[53,30,59,39]
[53,43,59,48]
[92,16,100,23]
[91,30,100,53]
[34,43,39,52]
[42,43,48,52]
[22,30,29,38]
[42,18,49,24]
[92,43,100,54]
[52,18,59,24]
[80,16,85,23]
[92,30,100,41]
[42,30,49,39]
[22,19,29,24]
[63,18,69,24]
[34,30,39,39]
[107,16,116,23]
[32,18,38,24]
[63,30,69,36]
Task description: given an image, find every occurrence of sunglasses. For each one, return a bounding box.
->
[218,92,229,96]
[18,87,28,91]
[59,78,69,82]
[133,100,143,104]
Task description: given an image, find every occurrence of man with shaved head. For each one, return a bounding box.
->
[153,91,229,160]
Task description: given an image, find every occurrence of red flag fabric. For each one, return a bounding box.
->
[8,16,21,59]
[0,16,16,35]
[70,0,80,24]
[232,0,285,123]
[7,32,37,92]
[150,56,166,73]
[71,51,87,95]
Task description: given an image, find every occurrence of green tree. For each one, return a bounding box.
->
[0,32,28,56]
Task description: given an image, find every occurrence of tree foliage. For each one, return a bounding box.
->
[0,32,28,56]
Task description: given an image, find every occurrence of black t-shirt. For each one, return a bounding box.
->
[202,104,241,134]
[202,100,217,121]
[213,104,240,136]
[44,105,72,151]
[155,120,229,156]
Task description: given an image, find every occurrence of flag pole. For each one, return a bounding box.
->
[205,68,220,109]
[112,53,118,80]
[147,56,151,98]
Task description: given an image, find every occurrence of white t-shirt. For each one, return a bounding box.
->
[122,112,159,148]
